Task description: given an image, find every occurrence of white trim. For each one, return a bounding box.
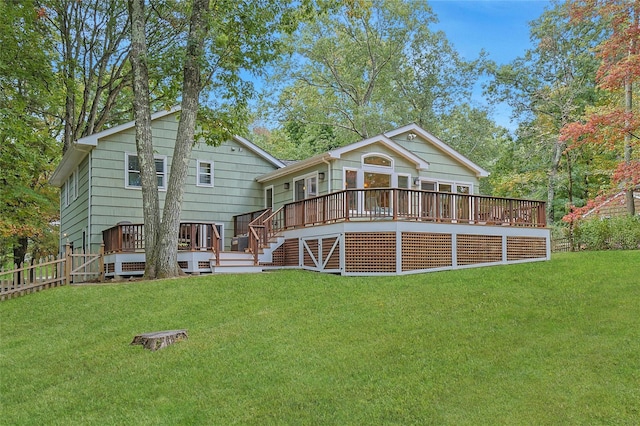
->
[233,135,285,169]
[87,151,92,252]
[79,106,181,147]
[343,167,359,189]
[397,173,411,189]
[124,152,167,190]
[292,172,319,201]
[362,152,394,168]
[51,106,284,187]
[62,181,67,208]
[385,123,489,178]
[63,169,78,208]
[264,185,274,209]
[415,177,474,194]
[196,159,214,187]
[256,134,430,183]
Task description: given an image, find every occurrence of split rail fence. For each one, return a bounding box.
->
[0,244,104,301]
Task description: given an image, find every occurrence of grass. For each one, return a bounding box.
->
[1,251,639,425]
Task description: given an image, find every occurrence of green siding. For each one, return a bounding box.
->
[390,133,480,192]
[88,113,279,250]
[60,156,89,252]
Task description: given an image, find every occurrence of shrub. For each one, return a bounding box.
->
[572,216,640,250]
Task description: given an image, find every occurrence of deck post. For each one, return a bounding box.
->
[393,189,398,220]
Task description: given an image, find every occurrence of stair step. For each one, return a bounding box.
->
[210,265,263,274]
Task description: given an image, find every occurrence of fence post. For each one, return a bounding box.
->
[99,243,105,282]
[64,243,72,284]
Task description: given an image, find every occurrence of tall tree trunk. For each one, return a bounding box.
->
[129,0,160,278]
[155,0,210,278]
[547,137,565,225]
[624,78,635,216]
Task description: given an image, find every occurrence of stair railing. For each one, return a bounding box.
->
[211,224,221,266]
[247,208,272,265]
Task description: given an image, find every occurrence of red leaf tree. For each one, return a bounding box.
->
[561,0,640,217]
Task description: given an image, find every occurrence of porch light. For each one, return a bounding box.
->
[318,172,325,180]
[284,182,290,189]
[413,177,420,186]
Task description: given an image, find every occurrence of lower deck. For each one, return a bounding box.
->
[103,220,549,277]
[261,220,549,275]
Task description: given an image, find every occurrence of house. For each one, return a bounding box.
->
[50,107,550,277]
[582,189,640,219]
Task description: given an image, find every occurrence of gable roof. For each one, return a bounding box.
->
[583,189,640,218]
[257,123,489,182]
[385,123,489,178]
[50,106,284,187]
[257,133,429,182]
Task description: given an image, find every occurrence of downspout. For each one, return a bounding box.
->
[87,151,92,252]
[59,185,63,256]
[322,158,332,193]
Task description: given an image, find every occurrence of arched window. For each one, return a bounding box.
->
[362,154,393,168]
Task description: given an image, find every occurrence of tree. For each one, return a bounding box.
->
[561,0,640,216]
[42,0,187,153]
[260,0,488,155]
[0,1,61,266]
[487,1,605,223]
[129,0,311,279]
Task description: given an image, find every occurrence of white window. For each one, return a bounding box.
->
[293,174,318,201]
[397,174,410,189]
[363,154,393,168]
[64,170,78,207]
[61,182,67,208]
[417,179,472,194]
[125,153,166,189]
[421,181,436,191]
[265,185,274,209]
[197,160,214,187]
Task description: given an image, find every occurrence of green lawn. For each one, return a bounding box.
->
[1,251,639,425]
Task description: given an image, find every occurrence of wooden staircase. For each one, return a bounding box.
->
[210,251,263,274]
[209,236,284,274]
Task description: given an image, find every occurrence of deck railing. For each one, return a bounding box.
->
[247,188,546,259]
[103,222,221,254]
[233,208,269,237]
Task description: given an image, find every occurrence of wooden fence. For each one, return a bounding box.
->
[0,244,104,301]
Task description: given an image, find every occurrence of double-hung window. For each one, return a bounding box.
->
[197,160,214,187]
[126,153,166,189]
[64,170,78,208]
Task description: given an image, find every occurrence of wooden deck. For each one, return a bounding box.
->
[101,190,549,276]
[246,188,546,263]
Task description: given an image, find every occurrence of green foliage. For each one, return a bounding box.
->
[260,0,489,153]
[0,1,62,261]
[572,216,640,250]
[486,2,608,222]
[2,252,639,424]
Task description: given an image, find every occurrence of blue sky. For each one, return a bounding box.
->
[428,0,552,129]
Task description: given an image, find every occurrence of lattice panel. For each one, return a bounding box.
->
[177,261,188,269]
[122,262,145,272]
[322,237,341,270]
[345,233,396,273]
[105,263,115,273]
[283,239,299,266]
[264,244,285,266]
[457,234,502,265]
[198,261,210,269]
[401,232,452,271]
[303,239,319,268]
[507,237,546,260]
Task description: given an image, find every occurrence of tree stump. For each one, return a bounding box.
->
[131,329,188,351]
